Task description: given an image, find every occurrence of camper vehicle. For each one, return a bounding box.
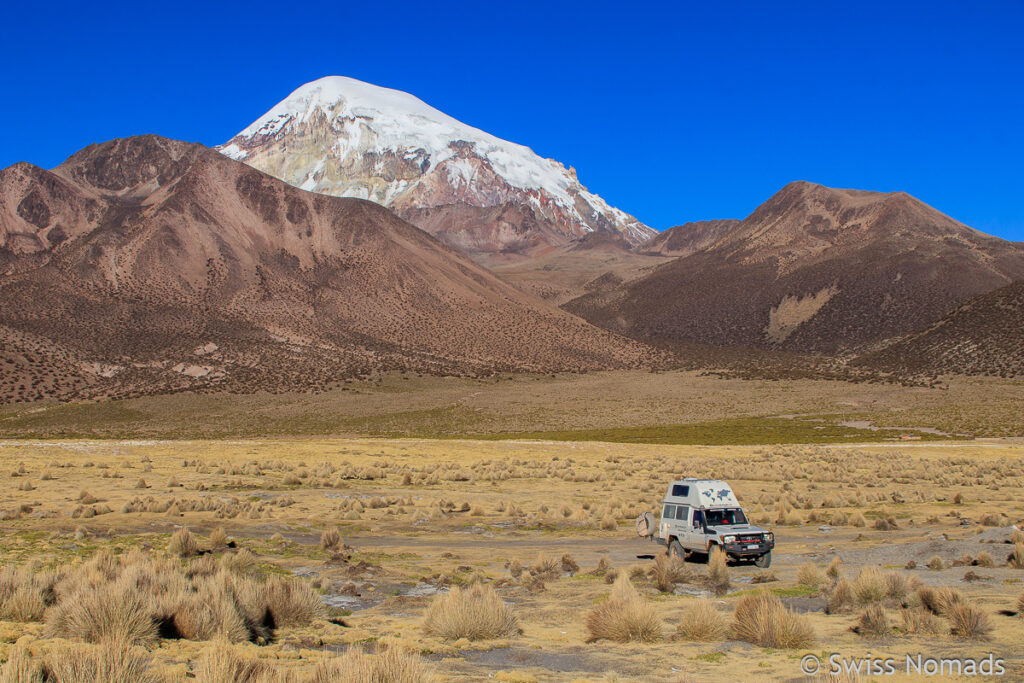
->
[636,478,774,567]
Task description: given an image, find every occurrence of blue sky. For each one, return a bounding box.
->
[2,1,1022,240]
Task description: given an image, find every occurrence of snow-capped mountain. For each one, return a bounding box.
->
[218,76,654,259]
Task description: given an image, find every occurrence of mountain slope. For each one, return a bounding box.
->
[218,76,654,260]
[853,280,1024,378]
[565,181,1024,353]
[635,219,741,257]
[0,135,654,403]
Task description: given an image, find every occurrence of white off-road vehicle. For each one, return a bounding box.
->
[636,478,774,567]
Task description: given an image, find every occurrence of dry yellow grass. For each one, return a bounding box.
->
[0,437,1022,680]
[585,574,662,643]
[731,590,815,648]
[674,599,728,641]
[422,582,519,641]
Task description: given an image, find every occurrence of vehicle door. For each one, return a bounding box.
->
[683,507,705,550]
[660,503,676,541]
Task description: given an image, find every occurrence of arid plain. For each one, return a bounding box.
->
[1,393,1023,682]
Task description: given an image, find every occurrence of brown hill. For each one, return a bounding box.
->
[635,219,741,257]
[489,234,670,305]
[853,279,1024,378]
[565,181,1024,353]
[0,135,654,404]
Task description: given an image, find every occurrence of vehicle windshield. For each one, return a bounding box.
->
[705,508,747,526]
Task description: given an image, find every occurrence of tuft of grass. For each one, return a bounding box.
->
[705,547,731,597]
[731,590,815,649]
[1,645,43,683]
[209,527,229,549]
[855,604,890,638]
[796,563,826,592]
[900,607,944,635]
[43,641,161,683]
[584,574,661,643]
[948,602,992,640]
[1009,543,1024,569]
[193,641,274,683]
[169,527,199,558]
[310,644,431,683]
[827,578,855,614]
[45,582,157,646]
[650,553,691,593]
[423,582,519,641]
[826,557,841,582]
[262,576,325,628]
[851,567,887,605]
[320,528,342,551]
[918,586,965,617]
[675,599,728,642]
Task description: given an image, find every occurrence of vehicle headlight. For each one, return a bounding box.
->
[765,532,774,542]
[723,535,736,543]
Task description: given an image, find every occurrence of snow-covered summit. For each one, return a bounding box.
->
[218,76,653,256]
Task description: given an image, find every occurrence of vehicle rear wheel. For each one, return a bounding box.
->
[668,539,685,559]
[754,551,772,568]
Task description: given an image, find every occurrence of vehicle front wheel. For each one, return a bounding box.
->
[754,551,772,568]
[668,539,685,559]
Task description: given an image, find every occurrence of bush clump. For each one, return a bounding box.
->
[675,598,727,642]
[585,574,661,643]
[423,582,519,641]
[731,590,815,648]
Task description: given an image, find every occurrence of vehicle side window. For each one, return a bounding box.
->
[675,505,689,521]
[693,509,704,527]
[663,504,675,520]
[671,484,690,497]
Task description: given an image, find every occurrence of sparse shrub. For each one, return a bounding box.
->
[731,590,815,648]
[826,557,841,582]
[169,527,199,558]
[209,527,229,549]
[856,604,890,638]
[827,578,855,614]
[883,572,911,601]
[918,586,965,616]
[926,556,946,571]
[584,574,661,643]
[750,571,778,584]
[849,511,866,527]
[320,527,342,551]
[1009,543,1024,569]
[972,551,993,568]
[507,559,523,579]
[797,563,826,591]
[560,553,579,576]
[599,513,617,531]
[900,607,944,635]
[193,641,274,683]
[529,554,560,580]
[310,643,431,683]
[1,645,42,683]
[675,598,727,642]
[948,602,992,640]
[262,576,325,627]
[43,641,161,683]
[651,553,691,593]
[851,567,887,605]
[45,581,158,645]
[423,582,519,640]
[705,547,730,597]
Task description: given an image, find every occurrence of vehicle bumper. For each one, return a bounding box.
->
[723,541,773,556]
